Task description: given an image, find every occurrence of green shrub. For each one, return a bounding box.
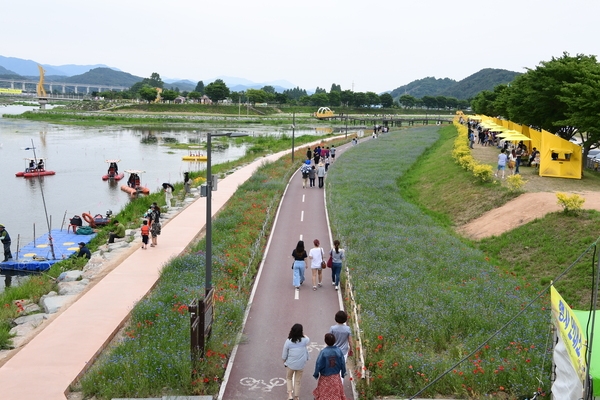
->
[556,192,585,215]
[471,164,494,183]
[506,174,527,192]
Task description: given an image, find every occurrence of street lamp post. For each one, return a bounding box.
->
[291,112,295,162]
[190,131,248,364]
[345,113,348,139]
[203,132,248,295]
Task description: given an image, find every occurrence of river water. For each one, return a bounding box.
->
[0,104,326,290]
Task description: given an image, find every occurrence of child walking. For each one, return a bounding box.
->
[141,220,149,249]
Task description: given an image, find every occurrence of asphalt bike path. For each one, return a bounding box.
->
[220,141,358,400]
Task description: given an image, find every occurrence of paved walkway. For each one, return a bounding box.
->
[219,142,356,400]
[0,137,357,400]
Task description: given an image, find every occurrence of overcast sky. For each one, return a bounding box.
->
[2,0,599,93]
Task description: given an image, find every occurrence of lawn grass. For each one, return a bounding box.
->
[326,127,551,399]
[399,125,520,227]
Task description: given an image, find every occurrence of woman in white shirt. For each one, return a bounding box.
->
[308,239,324,290]
[282,323,310,400]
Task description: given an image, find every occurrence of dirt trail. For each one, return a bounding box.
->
[458,191,600,240]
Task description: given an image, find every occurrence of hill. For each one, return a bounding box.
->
[0,55,114,77]
[389,68,521,100]
[389,77,456,99]
[59,68,143,87]
[0,65,20,79]
[439,68,521,99]
[164,80,196,92]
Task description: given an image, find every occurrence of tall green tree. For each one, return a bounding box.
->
[328,91,341,107]
[398,94,416,109]
[557,57,600,157]
[161,89,178,102]
[139,87,158,103]
[283,86,307,101]
[421,96,437,109]
[353,92,367,107]
[188,91,201,101]
[315,87,327,94]
[340,90,354,107]
[204,79,230,102]
[365,92,380,107]
[246,88,267,104]
[435,96,447,110]
[503,52,597,138]
[310,93,329,107]
[261,85,275,94]
[194,81,205,94]
[274,93,288,104]
[330,83,341,92]
[380,93,394,108]
[143,72,164,89]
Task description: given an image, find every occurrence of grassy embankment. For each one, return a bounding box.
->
[401,125,600,309]
[327,124,600,399]
[0,131,348,350]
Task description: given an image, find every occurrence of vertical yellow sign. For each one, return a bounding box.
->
[551,285,587,381]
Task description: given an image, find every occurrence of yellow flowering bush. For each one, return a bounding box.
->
[452,146,470,160]
[556,192,585,215]
[472,164,494,182]
[452,122,493,183]
[506,174,527,192]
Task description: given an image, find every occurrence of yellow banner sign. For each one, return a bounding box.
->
[0,88,22,94]
[551,285,587,381]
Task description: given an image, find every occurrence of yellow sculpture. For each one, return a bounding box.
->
[155,87,163,103]
[313,107,334,119]
[36,65,47,97]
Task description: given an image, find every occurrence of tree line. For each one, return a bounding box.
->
[94,74,469,111]
[471,52,600,158]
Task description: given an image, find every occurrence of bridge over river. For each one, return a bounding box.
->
[322,113,454,128]
[0,78,128,95]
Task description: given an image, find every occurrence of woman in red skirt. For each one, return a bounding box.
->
[313,333,346,400]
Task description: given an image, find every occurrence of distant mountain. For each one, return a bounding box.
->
[164,80,196,92]
[59,68,143,87]
[0,65,20,78]
[389,68,521,100]
[0,55,117,77]
[440,69,521,99]
[389,77,456,99]
[208,76,295,93]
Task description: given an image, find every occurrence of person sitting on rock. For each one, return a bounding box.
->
[76,242,91,259]
[107,220,125,244]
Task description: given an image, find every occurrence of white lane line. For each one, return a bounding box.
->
[299,234,303,241]
[302,194,305,202]
[295,289,299,300]
[300,210,304,222]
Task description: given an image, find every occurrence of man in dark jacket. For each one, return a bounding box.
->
[0,225,12,262]
[77,242,91,259]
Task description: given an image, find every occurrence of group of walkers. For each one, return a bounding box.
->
[282,310,353,400]
[301,145,337,189]
[292,239,345,291]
